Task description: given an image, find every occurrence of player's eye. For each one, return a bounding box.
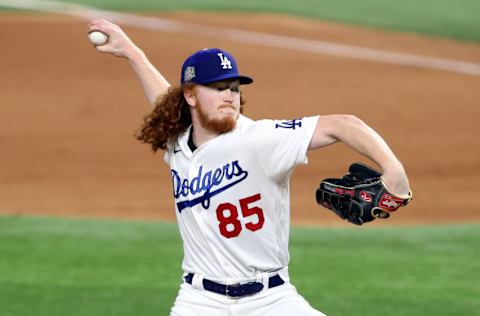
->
[212,85,240,93]
[206,81,240,93]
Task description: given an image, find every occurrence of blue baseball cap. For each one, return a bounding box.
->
[181,48,253,85]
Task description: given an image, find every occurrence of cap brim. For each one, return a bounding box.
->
[238,76,254,85]
[194,74,253,85]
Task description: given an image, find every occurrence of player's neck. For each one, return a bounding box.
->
[191,123,221,148]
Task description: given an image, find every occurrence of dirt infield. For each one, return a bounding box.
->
[1,12,479,226]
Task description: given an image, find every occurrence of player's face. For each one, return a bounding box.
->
[194,80,241,133]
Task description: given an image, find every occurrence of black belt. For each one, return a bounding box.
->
[184,273,285,298]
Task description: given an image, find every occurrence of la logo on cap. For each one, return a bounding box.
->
[217,53,232,70]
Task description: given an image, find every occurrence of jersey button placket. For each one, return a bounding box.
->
[188,160,201,212]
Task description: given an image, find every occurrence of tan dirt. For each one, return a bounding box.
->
[1,12,479,226]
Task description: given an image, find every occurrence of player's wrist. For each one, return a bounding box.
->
[380,168,410,198]
[125,45,146,62]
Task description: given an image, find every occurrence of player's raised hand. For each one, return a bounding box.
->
[87,19,141,59]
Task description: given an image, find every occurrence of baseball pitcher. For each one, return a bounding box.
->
[87,19,412,316]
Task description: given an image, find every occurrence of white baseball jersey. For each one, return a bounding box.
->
[164,115,319,283]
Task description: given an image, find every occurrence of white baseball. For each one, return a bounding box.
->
[88,31,109,46]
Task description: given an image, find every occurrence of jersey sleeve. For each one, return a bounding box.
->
[253,116,319,182]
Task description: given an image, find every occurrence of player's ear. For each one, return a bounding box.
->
[183,85,197,107]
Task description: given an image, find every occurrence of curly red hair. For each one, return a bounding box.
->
[136,85,246,152]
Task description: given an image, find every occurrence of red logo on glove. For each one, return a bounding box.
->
[360,191,372,203]
[379,193,403,211]
[335,188,355,196]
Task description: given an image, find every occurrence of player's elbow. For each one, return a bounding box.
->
[338,114,365,126]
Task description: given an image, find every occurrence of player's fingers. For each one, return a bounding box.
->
[371,208,390,218]
[87,19,117,33]
[94,45,113,53]
[87,24,110,34]
[88,19,110,26]
[94,45,126,58]
[87,19,105,30]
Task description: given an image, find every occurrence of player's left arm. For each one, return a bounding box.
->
[308,114,410,197]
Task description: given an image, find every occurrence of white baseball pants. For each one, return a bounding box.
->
[169,273,326,316]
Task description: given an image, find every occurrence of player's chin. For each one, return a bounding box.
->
[209,116,237,134]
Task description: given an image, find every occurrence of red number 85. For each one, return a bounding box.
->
[216,193,265,238]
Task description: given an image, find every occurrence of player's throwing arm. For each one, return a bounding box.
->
[87,19,171,106]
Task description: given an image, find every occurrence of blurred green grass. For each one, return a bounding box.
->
[1,215,479,315]
[1,0,478,42]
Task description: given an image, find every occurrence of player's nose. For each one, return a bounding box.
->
[222,90,234,103]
